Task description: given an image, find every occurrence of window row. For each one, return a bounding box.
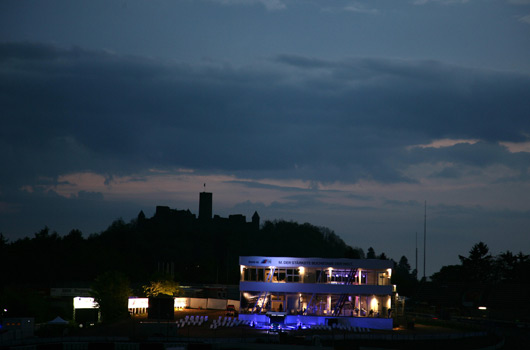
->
[242,268,301,282]
[241,267,391,285]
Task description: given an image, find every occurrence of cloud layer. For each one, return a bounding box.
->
[2,42,529,189]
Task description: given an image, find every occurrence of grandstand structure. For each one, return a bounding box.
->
[238,256,395,330]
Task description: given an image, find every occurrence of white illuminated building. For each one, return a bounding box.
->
[239,256,395,330]
[73,297,98,309]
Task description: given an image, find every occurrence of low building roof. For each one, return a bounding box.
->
[239,256,393,269]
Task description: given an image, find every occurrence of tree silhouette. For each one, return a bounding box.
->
[143,279,181,297]
[397,256,411,272]
[493,250,530,282]
[0,232,7,246]
[90,271,131,323]
[345,246,365,259]
[391,256,418,296]
[459,242,493,283]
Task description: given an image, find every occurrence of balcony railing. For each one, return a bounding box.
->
[240,269,392,286]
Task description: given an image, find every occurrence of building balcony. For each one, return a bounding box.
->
[240,281,393,295]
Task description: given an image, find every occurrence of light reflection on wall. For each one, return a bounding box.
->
[73,297,98,309]
[128,298,148,309]
[174,298,188,309]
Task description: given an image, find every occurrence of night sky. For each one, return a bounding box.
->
[1,0,530,277]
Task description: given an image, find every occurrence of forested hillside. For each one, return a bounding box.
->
[0,214,364,288]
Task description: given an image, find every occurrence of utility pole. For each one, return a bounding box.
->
[423,201,427,280]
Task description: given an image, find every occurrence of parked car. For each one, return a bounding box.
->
[226,304,238,317]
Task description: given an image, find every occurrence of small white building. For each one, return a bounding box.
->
[238,256,395,330]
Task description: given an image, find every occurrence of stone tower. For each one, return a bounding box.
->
[199,192,212,220]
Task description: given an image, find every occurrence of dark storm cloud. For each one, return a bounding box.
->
[2,42,530,190]
[0,185,140,237]
[279,55,530,141]
[410,142,530,179]
[225,180,308,192]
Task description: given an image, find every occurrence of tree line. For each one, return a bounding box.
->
[2,213,527,323]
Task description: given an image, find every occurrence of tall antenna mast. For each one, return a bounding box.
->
[415,231,418,279]
[423,200,427,280]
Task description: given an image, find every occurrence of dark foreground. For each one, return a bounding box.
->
[2,309,524,349]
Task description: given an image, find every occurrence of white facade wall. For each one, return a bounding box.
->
[206,298,227,310]
[174,297,190,308]
[169,297,238,310]
[189,298,207,309]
